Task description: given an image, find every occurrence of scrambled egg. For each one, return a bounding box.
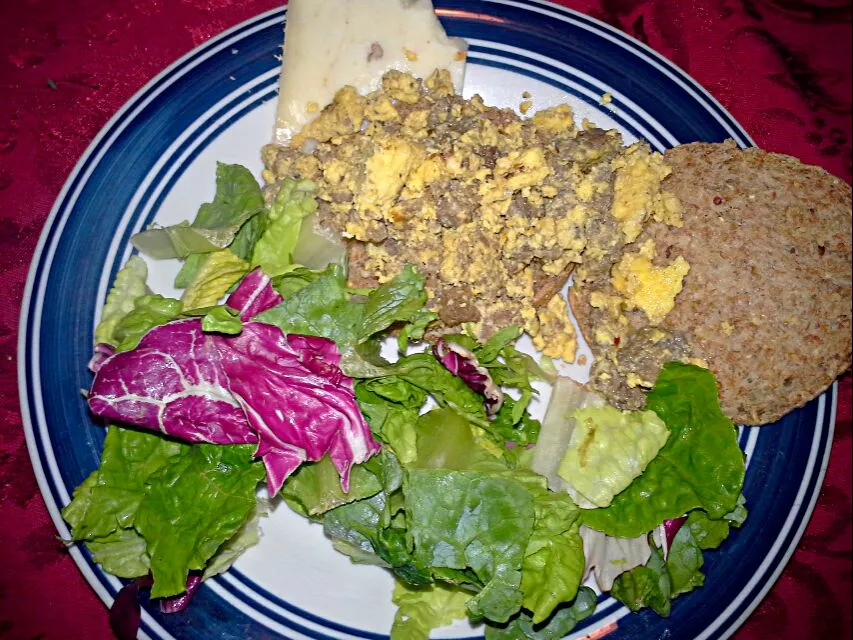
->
[611,144,680,242]
[262,70,681,362]
[610,239,690,325]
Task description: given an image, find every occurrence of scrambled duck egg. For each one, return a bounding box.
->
[262,70,682,363]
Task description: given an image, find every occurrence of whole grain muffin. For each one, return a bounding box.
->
[571,140,852,425]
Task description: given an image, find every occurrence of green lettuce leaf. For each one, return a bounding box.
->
[62,427,184,541]
[282,453,396,517]
[131,221,246,260]
[665,501,749,598]
[409,408,498,472]
[489,399,541,449]
[229,210,267,261]
[484,587,597,640]
[558,405,669,509]
[112,294,183,352]
[610,545,672,616]
[256,264,435,380]
[256,264,431,349]
[666,524,705,597]
[272,266,330,299]
[385,354,488,428]
[86,529,151,578]
[357,265,431,341]
[611,499,748,614]
[94,255,150,346]
[581,363,745,537]
[181,249,249,310]
[132,163,264,260]
[250,178,318,276]
[323,481,432,586]
[203,498,268,580]
[391,581,471,640]
[355,383,421,465]
[520,493,583,623]
[62,427,264,598]
[134,443,264,597]
[201,305,243,335]
[405,466,532,622]
[686,508,735,551]
[193,163,265,230]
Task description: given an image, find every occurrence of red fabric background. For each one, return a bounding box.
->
[0,1,850,638]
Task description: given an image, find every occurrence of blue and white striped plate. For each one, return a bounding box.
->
[19,2,836,639]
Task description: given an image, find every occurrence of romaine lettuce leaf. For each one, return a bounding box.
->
[610,545,672,616]
[86,529,150,578]
[134,442,264,597]
[558,405,669,509]
[322,467,432,587]
[181,249,248,310]
[193,163,265,230]
[282,453,397,517]
[391,581,471,640]
[384,354,489,428]
[255,264,431,353]
[132,163,265,260]
[131,221,250,260]
[406,468,531,623]
[484,587,597,640]
[355,382,421,465]
[94,255,150,347]
[112,294,182,352]
[666,524,704,597]
[251,178,318,276]
[489,398,541,449]
[201,305,242,335]
[610,501,748,614]
[520,492,583,623]
[62,427,184,541]
[531,377,606,495]
[62,427,263,598]
[581,363,745,537]
[272,265,329,298]
[202,498,268,580]
[665,503,748,597]
[358,265,432,341]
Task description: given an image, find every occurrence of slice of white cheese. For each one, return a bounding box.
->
[273,0,467,144]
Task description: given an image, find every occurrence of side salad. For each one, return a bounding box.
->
[65,163,747,639]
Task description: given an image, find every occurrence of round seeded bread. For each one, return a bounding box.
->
[571,140,852,425]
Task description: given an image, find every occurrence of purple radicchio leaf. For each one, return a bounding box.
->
[159,573,202,614]
[109,572,203,638]
[88,319,255,446]
[89,343,116,373]
[664,516,687,549]
[109,581,143,640]
[108,575,152,640]
[226,267,282,320]
[219,325,381,493]
[88,317,380,495]
[433,338,504,417]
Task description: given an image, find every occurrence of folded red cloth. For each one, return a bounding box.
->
[0,1,849,639]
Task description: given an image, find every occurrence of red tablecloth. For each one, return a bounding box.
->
[0,1,850,639]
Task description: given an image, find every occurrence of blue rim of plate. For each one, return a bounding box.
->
[18,1,836,639]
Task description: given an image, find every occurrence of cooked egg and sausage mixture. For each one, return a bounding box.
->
[262,70,688,363]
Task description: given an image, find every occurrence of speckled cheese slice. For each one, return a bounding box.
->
[273,0,467,144]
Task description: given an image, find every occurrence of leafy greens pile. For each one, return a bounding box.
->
[64,163,748,639]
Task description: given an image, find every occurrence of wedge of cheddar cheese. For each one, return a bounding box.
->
[273,0,467,144]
